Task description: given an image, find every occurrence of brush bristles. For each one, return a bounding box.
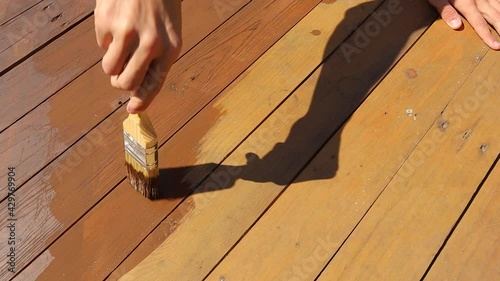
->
[123,112,159,199]
[125,150,159,199]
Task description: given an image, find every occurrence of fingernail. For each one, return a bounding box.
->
[449,19,460,28]
[493,41,500,49]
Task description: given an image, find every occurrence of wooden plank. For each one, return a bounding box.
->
[203,12,494,281]
[0,0,248,275]
[1,17,101,133]
[0,0,94,73]
[0,0,247,137]
[317,50,499,280]
[108,0,412,278]
[0,0,41,25]
[120,2,478,281]
[424,164,499,281]
[0,0,251,198]
[5,0,325,280]
[15,0,386,278]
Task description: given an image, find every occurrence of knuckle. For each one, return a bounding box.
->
[96,37,105,49]
[440,6,457,19]
[141,32,161,53]
[171,37,183,54]
[94,7,111,25]
[116,22,136,38]
[102,60,113,75]
[94,17,108,35]
[168,31,183,54]
[110,77,120,89]
[118,78,137,91]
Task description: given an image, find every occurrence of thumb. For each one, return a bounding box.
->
[127,96,149,114]
[428,0,463,29]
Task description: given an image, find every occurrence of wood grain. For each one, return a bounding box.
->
[424,164,499,281]
[122,2,479,281]
[0,0,249,197]
[0,0,94,73]
[1,16,101,133]
[317,48,499,281]
[5,0,324,280]
[0,0,41,25]
[109,0,403,277]
[204,10,494,281]
[0,0,246,134]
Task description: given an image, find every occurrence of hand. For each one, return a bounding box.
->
[428,0,500,50]
[94,0,182,113]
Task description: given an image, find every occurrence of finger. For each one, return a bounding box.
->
[95,30,112,50]
[428,0,463,29]
[488,0,500,13]
[127,59,169,113]
[128,40,181,113]
[94,20,113,50]
[460,7,500,49]
[111,45,154,92]
[102,39,131,75]
[480,2,500,39]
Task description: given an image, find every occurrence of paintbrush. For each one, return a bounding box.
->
[123,112,159,199]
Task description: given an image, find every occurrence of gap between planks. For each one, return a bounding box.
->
[6,0,325,280]
[423,158,499,281]
[316,46,499,281]
[118,1,464,280]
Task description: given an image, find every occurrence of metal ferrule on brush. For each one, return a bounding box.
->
[123,131,158,171]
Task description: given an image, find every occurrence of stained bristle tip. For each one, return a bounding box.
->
[125,161,159,199]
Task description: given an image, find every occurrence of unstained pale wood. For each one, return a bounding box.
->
[317,47,499,281]
[109,0,425,277]
[205,13,492,281]
[424,165,499,281]
[123,3,487,281]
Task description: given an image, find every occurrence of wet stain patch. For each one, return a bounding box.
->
[311,29,321,36]
[404,68,418,79]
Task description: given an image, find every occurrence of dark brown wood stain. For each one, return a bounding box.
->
[1,17,102,132]
[0,0,248,200]
[35,105,222,280]
[0,0,95,73]
[8,0,322,279]
[0,0,246,278]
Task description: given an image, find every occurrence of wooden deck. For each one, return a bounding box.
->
[1,0,498,280]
